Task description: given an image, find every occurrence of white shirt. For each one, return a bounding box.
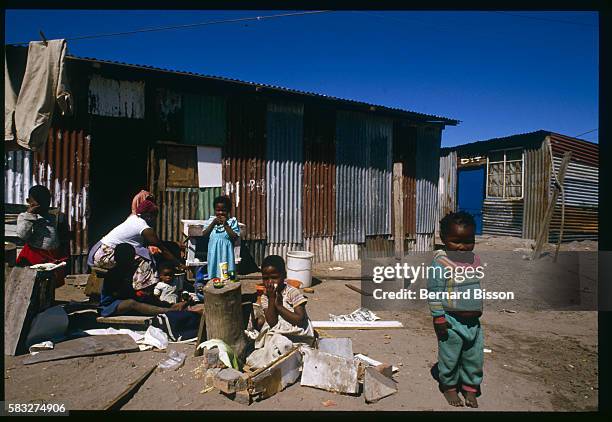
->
[101,215,150,248]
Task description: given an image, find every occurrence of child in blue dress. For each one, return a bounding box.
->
[202,196,240,279]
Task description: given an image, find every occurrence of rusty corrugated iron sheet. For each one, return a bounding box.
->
[304,236,333,264]
[393,121,417,237]
[437,150,457,233]
[88,74,145,119]
[183,93,227,146]
[522,143,550,239]
[333,243,360,261]
[266,102,304,244]
[266,243,304,262]
[335,111,368,244]
[223,97,267,240]
[362,236,393,259]
[303,106,336,237]
[197,187,223,220]
[366,116,393,236]
[549,133,598,167]
[482,199,523,237]
[415,126,441,236]
[548,155,598,242]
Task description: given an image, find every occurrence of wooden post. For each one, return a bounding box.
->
[531,151,572,260]
[393,162,404,258]
[202,282,249,367]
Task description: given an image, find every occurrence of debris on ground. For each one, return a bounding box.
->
[364,366,398,403]
[158,350,186,371]
[329,308,380,322]
[301,348,359,394]
[317,338,353,359]
[322,399,337,407]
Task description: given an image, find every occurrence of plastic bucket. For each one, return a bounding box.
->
[286,251,314,288]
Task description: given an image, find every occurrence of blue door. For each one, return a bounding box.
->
[457,167,485,235]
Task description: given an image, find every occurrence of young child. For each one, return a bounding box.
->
[153,261,179,304]
[100,243,186,317]
[428,211,484,408]
[246,255,314,369]
[201,196,240,279]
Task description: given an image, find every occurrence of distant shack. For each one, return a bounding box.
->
[438,130,598,242]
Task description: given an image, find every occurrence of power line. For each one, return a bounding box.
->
[574,128,598,137]
[490,11,595,28]
[6,10,332,46]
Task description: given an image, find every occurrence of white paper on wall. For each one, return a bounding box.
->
[197,146,222,188]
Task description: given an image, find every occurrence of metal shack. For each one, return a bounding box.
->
[5,53,458,272]
[438,130,598,242]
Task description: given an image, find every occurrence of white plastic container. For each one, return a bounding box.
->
[286,250,315,288]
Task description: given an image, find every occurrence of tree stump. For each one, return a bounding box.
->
[203,282,249,367]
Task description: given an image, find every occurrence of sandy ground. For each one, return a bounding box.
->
[4,236,599,411]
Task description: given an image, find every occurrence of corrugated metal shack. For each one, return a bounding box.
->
[5,53,458,271]
[438,130,598,242]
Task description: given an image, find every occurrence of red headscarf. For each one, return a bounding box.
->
[131,190,154,215]
[135,199,158,215]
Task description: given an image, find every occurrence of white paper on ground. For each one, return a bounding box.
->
[353,353,399,373]
[29,341,54,355]
[84,327,145,343]
[143,326,168,350]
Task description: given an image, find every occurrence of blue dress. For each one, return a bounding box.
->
[206,216,240,279]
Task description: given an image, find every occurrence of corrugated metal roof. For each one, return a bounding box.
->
[441,130,598,158]
[66,55,459,126]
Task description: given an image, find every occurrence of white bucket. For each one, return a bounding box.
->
[286,250,314,288]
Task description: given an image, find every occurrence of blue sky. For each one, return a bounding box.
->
[5,9,599,146]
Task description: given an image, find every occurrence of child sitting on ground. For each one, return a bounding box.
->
[100,243,187,317]
[428,211,484,408]
[153,261,179,304]
[246,255,314,369]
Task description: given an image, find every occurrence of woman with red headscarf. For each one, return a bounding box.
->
[88,199,182,292]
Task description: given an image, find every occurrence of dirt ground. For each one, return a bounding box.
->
[4,236,599,411]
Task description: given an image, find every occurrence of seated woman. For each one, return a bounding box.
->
[99,243,186,317]
[89,199,182,293]
[246,255,314,369]
[16,185,68,285]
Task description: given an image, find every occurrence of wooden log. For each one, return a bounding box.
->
[203,281,249,367]
[5,267,55,356]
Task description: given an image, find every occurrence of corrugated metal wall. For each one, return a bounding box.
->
[335,111,369,244]
[361,236,393,259]
[197,187,223,220]
[304,236,334,264]
[437,150,457,235]
[549,155,598,242]
[88,74,145,119]
[157,188,199,243]
[183,94,227,146]
[482,199,523,237]
[5,128,93,273]
[303,106,335,238]
[393,122,417,237]
[366,117,393,236]
[265,243,304,262]
[333,243,360,261]
[266,102,304,245]
[223,97,267,240]
[415,126,441,238]
[5,149,34,204]
[522,143,550,239]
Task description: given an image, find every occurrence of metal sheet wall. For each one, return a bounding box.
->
[303,106,336,237]
[196,187,223,220]
[415,126,442,236]
[183,94,227,146]
[522,144,550,239]
[241,239,266,269]
[549,134,598,167]
[361,236,393,259]
[304,236,334,264]
[88,74,145,119]
[437,150,457,234]
[393,122,417,237]
[335,111,369,244]
[5,150,34,205]
[365,117,393,236]
[223,97,267,240]
[266,102,304,244]
[548,155,598,242]
[265,243,304,262]
[333,243,360,261]
[157,188,199,243]
[482,199,523,237]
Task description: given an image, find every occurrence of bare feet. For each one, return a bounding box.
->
[443,389,464,407]
[462,390,478,408]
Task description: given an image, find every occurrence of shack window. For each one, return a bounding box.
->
[486,149,523,199]
[166,145,198,188]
